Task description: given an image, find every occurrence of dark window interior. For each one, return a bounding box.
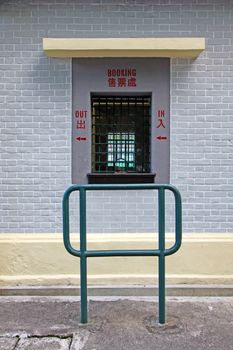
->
[91,95,151,174]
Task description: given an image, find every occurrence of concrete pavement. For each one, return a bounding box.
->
[0,296,232,349]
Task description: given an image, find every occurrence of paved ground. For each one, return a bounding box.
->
[0,296,232,350]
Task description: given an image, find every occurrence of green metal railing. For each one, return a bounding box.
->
[62,184,182,325]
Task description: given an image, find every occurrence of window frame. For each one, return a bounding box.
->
[88,93,156,184]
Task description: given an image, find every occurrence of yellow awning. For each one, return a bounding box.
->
[43,37,205,59]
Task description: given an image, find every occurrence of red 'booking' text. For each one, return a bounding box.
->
[108,69,137,77]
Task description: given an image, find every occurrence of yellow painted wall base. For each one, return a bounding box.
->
[0,234,232,286]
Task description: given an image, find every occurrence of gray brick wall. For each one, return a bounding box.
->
[0,0,233,233]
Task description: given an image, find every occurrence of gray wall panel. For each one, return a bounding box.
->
[72,58,170,184]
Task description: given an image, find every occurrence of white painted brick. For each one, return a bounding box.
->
[0,0,233,233]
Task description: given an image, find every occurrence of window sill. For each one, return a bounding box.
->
[87,173,156,184]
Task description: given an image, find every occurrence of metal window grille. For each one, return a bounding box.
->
[91,95,151,173]
[107,132,135,169]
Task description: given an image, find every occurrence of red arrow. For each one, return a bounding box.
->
[157,136,167,140]
[76,137,87,141]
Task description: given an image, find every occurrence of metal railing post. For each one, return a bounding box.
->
[158,187,165,324]
[79,188,88,324]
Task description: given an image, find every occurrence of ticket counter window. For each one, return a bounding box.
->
[89,95,154,183]
[72,59,170,185]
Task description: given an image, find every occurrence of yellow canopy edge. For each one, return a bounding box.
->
[43,37,205,58]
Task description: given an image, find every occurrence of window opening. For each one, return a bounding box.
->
[91,95,151,173]
[107,132,135,169]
